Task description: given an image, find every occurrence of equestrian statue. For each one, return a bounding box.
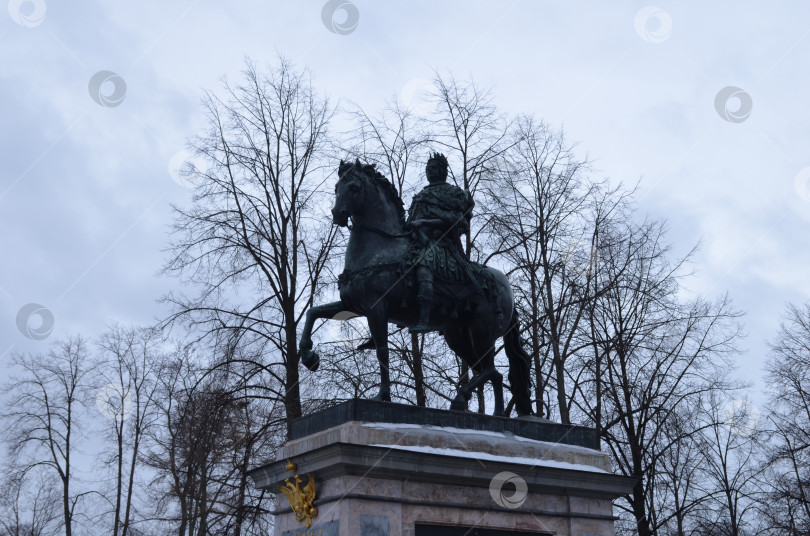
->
[298,153,533,417]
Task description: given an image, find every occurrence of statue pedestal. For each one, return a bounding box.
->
[249,400,634,536]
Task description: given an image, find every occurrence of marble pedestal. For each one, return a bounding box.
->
[249,400,635,536]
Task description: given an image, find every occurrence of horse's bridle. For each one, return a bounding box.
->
[341,170,410,239]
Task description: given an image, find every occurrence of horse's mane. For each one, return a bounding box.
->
[340,160,405,225]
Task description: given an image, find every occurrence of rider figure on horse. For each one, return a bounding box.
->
[300,158,533,416]
[406,152,475,334]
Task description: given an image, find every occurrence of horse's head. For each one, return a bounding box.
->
[333,159,406,230]
[332,159,369,227]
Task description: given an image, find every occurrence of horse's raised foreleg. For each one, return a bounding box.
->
[366,306,391,402]
[299,301,347,372]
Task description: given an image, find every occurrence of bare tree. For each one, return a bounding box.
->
[487,115,629,421]
[1,337,93,536]
[95,324,165,536]
[343,98,430,199]
[429,72,513,261]
[582,220,741,536]
[651,408,708,535]
[143,350,227,536]
[142,347,277,536]
[692,392,764,536]
[0,467,61,536]
[204,339,290,536]
[162,56,338,437]
[762,302,810,534]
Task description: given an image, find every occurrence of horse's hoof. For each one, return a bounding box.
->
[300,349,320,372]
[493,400,505,417]
[450,398,467,412]
[371,391,391,402]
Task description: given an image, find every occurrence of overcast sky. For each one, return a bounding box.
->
[2,0,809,409]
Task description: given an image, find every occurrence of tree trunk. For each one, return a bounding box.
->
[631,482,652,536]
[530,277,543,417]
[460,361,470,411]
[284,303,302,438]
[553,351,569,424]
[122,428,140,536]
[63,404,72,536]
[62,474,71,536]
[410,333,426,407]
[114,421,124,536]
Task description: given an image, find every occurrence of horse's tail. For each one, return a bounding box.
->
[504,309,534,417]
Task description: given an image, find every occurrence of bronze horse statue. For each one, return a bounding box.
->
[298,160,532,416]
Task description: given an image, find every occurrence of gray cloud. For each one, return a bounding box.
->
[2,1,809,404]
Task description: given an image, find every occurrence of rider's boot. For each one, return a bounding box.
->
[410,276,433,334]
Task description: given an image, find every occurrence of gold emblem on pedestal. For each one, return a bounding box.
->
[276,459,318,528]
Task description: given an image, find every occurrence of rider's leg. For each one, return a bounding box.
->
[411,266,433,333]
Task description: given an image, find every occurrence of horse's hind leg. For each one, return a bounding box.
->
[367,306,391,402]
[488,359,504,416]
[444,330,504,416]
[453,363,503,415]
